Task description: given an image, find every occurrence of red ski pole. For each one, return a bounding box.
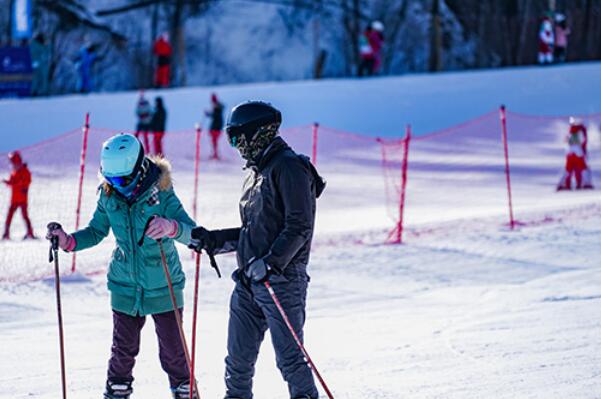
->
[189,252,201,399]
[48,223,67,399]
[138,219,200,398]
[157,240,200,398]
[264,281,334,399]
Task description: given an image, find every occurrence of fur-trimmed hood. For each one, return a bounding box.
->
[101,156,173,195]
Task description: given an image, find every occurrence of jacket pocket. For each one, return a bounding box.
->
[108,247,132,285]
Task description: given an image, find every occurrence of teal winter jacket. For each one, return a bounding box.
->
[71,158,195,316]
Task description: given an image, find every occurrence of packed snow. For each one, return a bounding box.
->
[1,62,601,152]
[0,64,600,398]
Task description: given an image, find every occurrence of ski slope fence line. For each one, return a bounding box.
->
[1,108,600,282]
[379,107,601,243]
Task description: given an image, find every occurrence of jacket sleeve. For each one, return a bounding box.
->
[71,196,111,251]
[163,188,196,245]
[212,228,241,254]
[264,158,314,272]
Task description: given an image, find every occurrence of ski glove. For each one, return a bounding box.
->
[46,222,75,251]
[188,226,216,254]
[245,257,278,284]
[145,217,178,240]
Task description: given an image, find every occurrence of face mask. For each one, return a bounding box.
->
[235,125,278,161]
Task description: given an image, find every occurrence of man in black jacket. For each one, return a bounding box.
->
[189,101,325,399]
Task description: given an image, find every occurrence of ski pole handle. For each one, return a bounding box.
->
[138,216,158,246]
[47,222,62,262]
[208,252,221,278]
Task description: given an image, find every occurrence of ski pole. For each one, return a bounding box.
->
[47,222,68,399]
[263,281,334,399]
[138,218,200,398]
[189,252,201,399]
[157,239,201,398]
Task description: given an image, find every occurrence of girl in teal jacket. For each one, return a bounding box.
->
[47,134,196,399]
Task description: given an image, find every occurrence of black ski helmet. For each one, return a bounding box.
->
[225,101,282,147]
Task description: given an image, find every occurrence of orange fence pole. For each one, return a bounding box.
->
[395,124,411,244]
[311,122,319,166]
[499,105,516,229]
[192,124,202,222]
[71,112,90,273]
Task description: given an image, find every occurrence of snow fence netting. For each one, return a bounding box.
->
[0,123,393,282]
[380,109,601,243]
[1,109,601,283]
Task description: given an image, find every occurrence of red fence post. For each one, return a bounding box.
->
[311,122,319,166]
[192,124,202,223]
[395,125,411,244]
[499,105,516,230]
[71,112,90,273]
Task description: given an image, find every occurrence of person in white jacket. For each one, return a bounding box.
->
[538,16,555,65]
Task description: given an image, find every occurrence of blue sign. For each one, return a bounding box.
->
[12,0,33,40]
[0,47,33,98]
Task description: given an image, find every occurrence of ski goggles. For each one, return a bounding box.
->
[226,125,244,147]
[105,174,136,188]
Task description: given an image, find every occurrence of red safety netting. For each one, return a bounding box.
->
[1,108,600,283]
[380,109,601,243]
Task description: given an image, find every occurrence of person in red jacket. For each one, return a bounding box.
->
[153,33,172,88]
[358,21,384,77]
[3,151,35,240]
[557,117,594,190]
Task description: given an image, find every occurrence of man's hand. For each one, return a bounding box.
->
[188,226,215,254]
[245,257,275,284]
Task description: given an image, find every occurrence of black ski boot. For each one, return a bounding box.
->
[103,380,133,398]
[172,382,198,399]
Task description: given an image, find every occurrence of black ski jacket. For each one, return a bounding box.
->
[208,102,224,131]
[211,137,325,279]
[151,106,167,133]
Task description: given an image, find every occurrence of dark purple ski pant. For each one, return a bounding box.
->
[107,309,189,388]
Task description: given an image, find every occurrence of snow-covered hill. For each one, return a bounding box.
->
[0,64,600,398]
[1,62,601,152]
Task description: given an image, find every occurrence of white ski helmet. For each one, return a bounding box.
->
[100,134,144,180]
[569,116,582,126]
[371,20,384,32]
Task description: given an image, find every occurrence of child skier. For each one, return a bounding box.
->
[557,117,592,190]
[3,151,35,240]
[46,133,197,398]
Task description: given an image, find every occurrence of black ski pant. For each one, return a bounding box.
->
[107,309,189,389]
[225,272,318,399]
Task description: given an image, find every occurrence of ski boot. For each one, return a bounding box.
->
[103,380,133,398]
[172,382,198,399]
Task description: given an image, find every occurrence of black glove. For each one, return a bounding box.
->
[245,257,277,284]
[188,226,215,254]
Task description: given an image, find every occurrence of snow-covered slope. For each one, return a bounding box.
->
[0,64,600,398]
[1,62,601,152]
